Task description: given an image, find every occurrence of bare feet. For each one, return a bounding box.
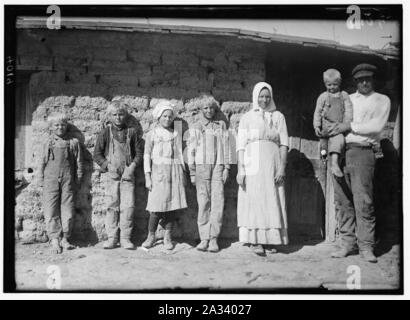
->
[61,238,75,250]
[330,154,343,177]
[50,238,62,254]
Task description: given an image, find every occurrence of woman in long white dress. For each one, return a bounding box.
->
[236,82,289,256]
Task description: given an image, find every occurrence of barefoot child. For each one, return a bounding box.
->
[313,69,353,177]
[38,112,84,254]
[94,101,144,250]
[188,95,230,252]
[142,101,188,250]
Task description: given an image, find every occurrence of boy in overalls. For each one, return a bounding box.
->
[313,69,353,177]
[38,112,84,254]
[94,101,144,250]
[188,96,230,252]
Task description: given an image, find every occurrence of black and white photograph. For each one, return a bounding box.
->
[3,3,403,295]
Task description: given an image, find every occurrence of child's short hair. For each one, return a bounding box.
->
[47,112,69,124]
[323,69,342,83]
[107,100,129,115]
[200,94,219,109]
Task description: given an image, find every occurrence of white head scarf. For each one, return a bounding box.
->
[252,82,277,112]
[152,100,175,121]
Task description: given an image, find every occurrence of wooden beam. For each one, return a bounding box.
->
[16,16,399,60]
[325,167,337,242]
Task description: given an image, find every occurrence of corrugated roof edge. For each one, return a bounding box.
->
[16,16,399,60]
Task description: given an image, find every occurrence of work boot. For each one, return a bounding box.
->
[196,240,209,252]
[121,239,135,250]
[50,238,62,254]
[103,238,118,249]
[208,238,219,253]
[163,230,174,250]
[61,237,75,251]
[331,247,357,258]
[142,232,156,249]
[361,250,378,263]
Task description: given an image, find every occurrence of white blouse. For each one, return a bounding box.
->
[236,109,289,152]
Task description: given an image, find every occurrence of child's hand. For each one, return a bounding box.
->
[314,127,322,137]
[145,174,152,191]
[223,168,229,184]
[328,122,352,136]
[190,175,196,187]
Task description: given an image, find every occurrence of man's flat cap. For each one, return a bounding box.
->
[352,63,377,79]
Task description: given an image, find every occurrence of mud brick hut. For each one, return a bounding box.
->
[14,17,400,245]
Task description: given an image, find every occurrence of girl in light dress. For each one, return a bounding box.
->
[142,101,187,250]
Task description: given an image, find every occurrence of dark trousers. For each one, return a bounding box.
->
[332,146,376,251]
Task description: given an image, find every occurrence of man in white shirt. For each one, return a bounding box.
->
[327,63,391,263]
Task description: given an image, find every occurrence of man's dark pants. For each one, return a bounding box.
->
[332,145,376,252]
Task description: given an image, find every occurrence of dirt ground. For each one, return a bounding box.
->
[14,239,400,292]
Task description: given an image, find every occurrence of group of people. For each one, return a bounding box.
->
[37,62,390,263]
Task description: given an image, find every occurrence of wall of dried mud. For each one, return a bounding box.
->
[15,29,265,243]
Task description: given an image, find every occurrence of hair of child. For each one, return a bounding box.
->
[199,94,220,110]
[323,68,342,83]
[47,112,69,124]
[107,100,129,115]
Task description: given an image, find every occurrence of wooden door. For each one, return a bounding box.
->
[285,137,327,241]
